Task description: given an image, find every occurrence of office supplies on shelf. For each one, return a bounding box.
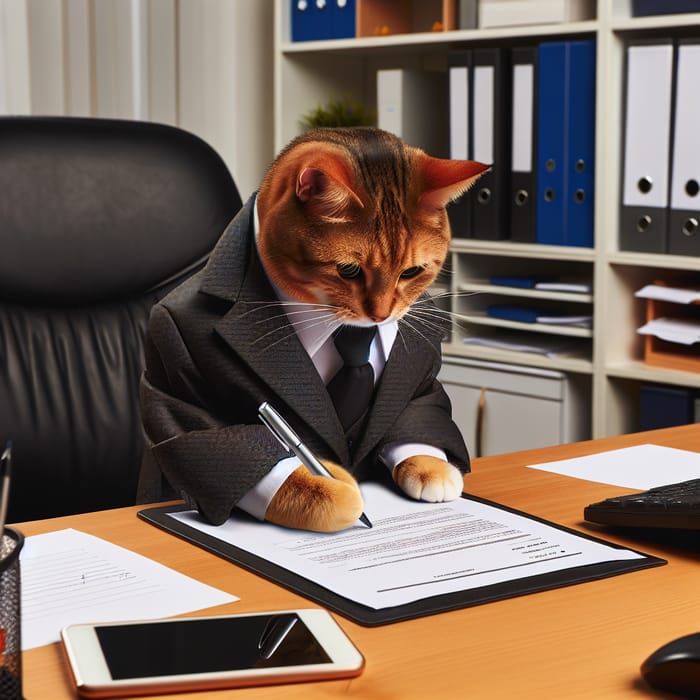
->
[527,443,700,490]
[448,49,473,238]
[536,39,596,247]
[457,0,478,28]
[509,46,538,242]
[668,40,700,256]
[489,274,556,289]
[637,317,700,345]
[356,0,457,36]
[291,0,356,42]
[478,0,595,27]
[632,0,700,16]
[486,304,592,327]
[19,528,237,650]
[584,478,700,530]
[376,68,448,157]
[639,384,699,431]
[258,402,372,529]
[139,482,663,627]
[534,280,592,293]
[635,284,700,304]
[462,330,585,358]
[471,47,511,240]
[619,39,675,253]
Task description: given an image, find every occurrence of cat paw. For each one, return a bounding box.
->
[264,462,364,533]
[393,456,463,502]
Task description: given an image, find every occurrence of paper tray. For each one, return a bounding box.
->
[138,495,665,627]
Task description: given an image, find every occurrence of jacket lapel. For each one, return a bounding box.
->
[199,196,349,462]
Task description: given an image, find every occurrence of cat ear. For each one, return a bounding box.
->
[418,157,491,211]
[296,162,363,222]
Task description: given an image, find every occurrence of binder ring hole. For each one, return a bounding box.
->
[477,188,491,204]
[574,189,585,203]
[685,179,699,198]
[515,190,528,206]
[637,215,652,232]
[545,159,556,172]
[575,159,585,173]
[297,0,308,9]
[316,0,326,9]
[337,0,347,6]
[637,176,653,194]
[544,188,555,203]
[682,218,699,237]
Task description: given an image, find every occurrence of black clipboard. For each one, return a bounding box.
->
[138,494,666,627]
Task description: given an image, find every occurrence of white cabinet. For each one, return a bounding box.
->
[439,357,590,456]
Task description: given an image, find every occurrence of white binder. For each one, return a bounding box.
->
[619,40,674,253]
[668,40,700,255]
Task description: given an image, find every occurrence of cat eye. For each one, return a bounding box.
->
[400,266,423,279]
[337,262,362,279]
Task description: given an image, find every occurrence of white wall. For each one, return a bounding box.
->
[0,0,274,198]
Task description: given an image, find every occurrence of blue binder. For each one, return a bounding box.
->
[566,39,596,247]
[291,0,355,42]
[536,42,568,245]
[536,40,596,247]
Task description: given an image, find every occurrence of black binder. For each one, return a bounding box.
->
[139,494,665,628]
[471,47,511,240]
[509,46,538,242]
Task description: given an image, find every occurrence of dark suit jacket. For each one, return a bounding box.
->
[138,196,470,524]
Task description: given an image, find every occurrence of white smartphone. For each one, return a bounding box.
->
[60,609,365,698]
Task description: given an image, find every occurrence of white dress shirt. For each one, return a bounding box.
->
[237,199,447,520]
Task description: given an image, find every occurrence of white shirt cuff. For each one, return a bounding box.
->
[236,456,301,520]
[378,442,448,471]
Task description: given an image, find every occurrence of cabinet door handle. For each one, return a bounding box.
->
[475,387,487,458]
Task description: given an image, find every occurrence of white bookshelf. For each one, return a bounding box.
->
[274,0,700,442]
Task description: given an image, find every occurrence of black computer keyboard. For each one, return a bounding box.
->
[584,478,700,530]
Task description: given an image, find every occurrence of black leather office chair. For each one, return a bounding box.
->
[0,116,242,522]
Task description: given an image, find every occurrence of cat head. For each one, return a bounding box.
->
[256,127,488,325]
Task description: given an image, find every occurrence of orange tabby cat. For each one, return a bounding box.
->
[256,127,488,532]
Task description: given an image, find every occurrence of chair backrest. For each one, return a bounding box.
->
[0,116,242,521]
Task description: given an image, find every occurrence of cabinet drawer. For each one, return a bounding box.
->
[438,357,588,457]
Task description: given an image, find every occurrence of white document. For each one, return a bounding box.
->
[637,317,700,345]
[635,284,700,305]
[20,528,238,650]
[528,444,700,490]
[171,483,643,611]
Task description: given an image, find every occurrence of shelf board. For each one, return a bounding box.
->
[443,343,593,375]
[281,20,599,55]
[456,313,593,338]
[605,360,700,388]
[459,282,594,304]
[607,251,700,272]
[611,13,700,33]
[450,238,595,261]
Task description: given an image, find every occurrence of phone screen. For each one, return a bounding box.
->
[95,613,332,680]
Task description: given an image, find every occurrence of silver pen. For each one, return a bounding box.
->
[258,402,372,528]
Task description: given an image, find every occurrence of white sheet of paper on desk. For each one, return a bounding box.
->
[170,483,644,611]
[527,443,700,489]
[20,528,238,650]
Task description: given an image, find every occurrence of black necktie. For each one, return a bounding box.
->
[327,325,377,432]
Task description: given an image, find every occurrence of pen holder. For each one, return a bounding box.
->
[0,528,23,700]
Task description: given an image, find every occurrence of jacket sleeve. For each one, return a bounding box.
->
[139,303,288,525]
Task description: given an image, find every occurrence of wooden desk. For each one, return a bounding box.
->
[18,424,700,699]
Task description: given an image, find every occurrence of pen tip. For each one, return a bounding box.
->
[360,513,372,529]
